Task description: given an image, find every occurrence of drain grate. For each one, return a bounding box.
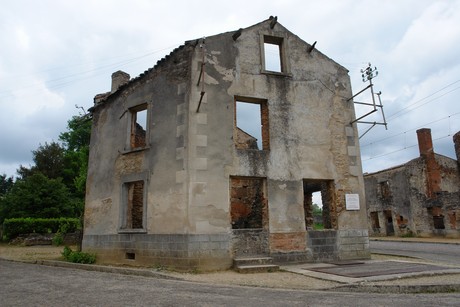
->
[306,261,449,278]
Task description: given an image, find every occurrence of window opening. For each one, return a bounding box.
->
[428,207,445,230]
[378,181,391,199]
[303,180,335,230]
[230,177,267,229]
[396,214,407,229]
[263,36,283,73]
[130,105,147,149]
[124,180,144,229]
[264,43,282,72]
[236,102,261,149]
[235,97,269,150]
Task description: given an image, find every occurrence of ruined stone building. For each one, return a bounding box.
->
[365,129,460,238]
[82,17,370,271]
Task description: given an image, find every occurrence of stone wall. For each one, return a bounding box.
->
[337,229,370,260]
[231,229,269,257]
[307,230,338,261]
[365,129,460,238]
[83,233,231,271]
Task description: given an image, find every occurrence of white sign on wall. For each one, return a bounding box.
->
[345,194,360,210]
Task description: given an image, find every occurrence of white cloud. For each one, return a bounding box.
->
[0,0,460,177]
[389,1,460,83]
[15,27,30,51]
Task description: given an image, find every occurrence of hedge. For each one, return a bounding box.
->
[2,217,81,240]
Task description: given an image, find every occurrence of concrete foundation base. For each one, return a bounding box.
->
[82,233,232,271]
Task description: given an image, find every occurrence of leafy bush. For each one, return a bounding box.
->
[52,232,64,246]
[2,217,81,241]
[400,230,415,238]
[62,246,96,264]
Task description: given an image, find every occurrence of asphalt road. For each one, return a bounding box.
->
[370,240,460,266]
[1,260,460,306]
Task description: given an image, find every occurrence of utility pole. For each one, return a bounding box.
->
[349,63,387,138]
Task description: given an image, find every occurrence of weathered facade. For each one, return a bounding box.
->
[83,17,370,270]
[365,129,460,238]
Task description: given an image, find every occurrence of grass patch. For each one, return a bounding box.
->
[313,223,324,230]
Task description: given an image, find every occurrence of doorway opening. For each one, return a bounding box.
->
[230,177,267,229]
[384,210,395,235]
[303,179,335,230]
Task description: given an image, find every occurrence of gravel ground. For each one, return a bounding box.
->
[0,244,339,289]
[166,269,340,290]
[0,244,66,261]
[369,274,460,286]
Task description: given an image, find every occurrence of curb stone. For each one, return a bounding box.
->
[39,260,183,280]
[0,257,181,281]
[328,283,460,294]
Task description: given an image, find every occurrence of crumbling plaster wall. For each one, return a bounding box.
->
[436,155,460,193]
[186,21,368,258]
[365,154,460,237]
[84,45,193,237]
[84,19,371,267]
[407,155,460,236]
[364,166,412,236]
[184,33,237,235]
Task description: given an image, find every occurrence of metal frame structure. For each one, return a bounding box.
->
[348,63,387,139]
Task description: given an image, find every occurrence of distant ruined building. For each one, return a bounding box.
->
[365,129,460,238]
[83,17,370,271]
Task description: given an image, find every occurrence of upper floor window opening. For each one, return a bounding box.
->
[234,96,269,151]
[262,35,285,73]
[378,181,391,200]
[129,104,148,150]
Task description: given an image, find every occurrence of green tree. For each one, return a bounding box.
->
[59,114,92,198]
[16,114,91,198]
[0,173,75,224]
[17,142,66,180]
[59,114,91,152]
[312,203,322,216]
[0,174,14,197]
[1,113,91,224]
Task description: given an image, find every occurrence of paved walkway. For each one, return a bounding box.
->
[282,259,460,292]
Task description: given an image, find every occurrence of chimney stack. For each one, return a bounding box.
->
[416,128,441,198]
[111,70,130,93]
[417,128,434,158]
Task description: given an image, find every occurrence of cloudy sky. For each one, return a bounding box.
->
[1,0,460,178]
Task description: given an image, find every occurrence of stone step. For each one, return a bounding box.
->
[233,256,279,273]
[233,256,274,266]
[234,264,280,274]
